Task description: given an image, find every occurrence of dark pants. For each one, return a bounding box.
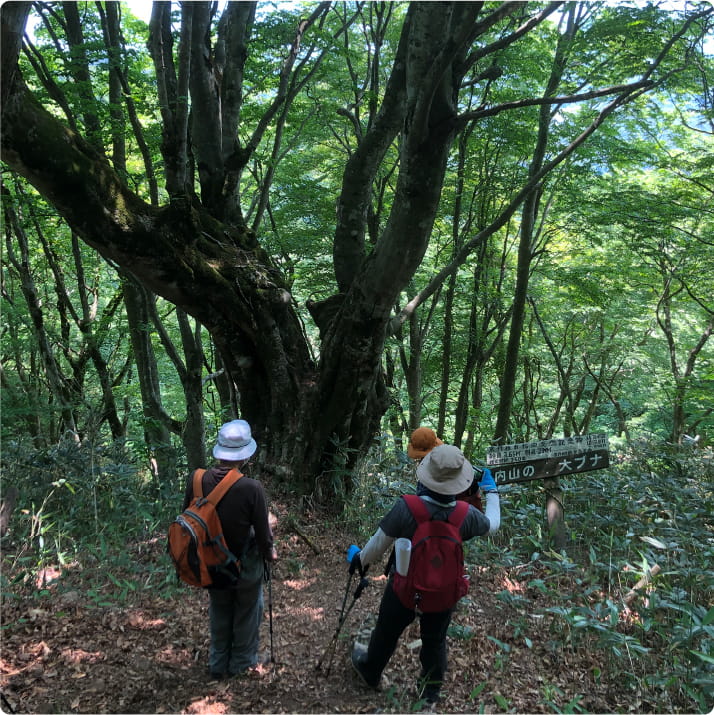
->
[362,579,453,696]
[208,583,263,674]
[207,547,265,675]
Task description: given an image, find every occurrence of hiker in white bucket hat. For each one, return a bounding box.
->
[212,419,257,461]
[182,418,277,680]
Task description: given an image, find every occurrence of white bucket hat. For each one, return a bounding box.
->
[212,419,257,461]
[416,444,474,495]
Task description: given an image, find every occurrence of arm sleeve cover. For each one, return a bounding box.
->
[359,527,395,567]
[484,491,501,534]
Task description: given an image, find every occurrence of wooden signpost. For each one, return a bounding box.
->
[486,433,610,486]
[485,433,611,549]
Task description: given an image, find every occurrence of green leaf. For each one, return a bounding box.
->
[469,682,487,699]
[487,635,512,653]
[702,606,714,626]
[689,650,714,665]
[639,535,667,549]
[494,694,510,709]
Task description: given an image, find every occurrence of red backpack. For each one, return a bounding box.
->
[392,495,470,613]
[167,468,242,587]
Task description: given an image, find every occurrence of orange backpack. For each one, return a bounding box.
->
[167,468,242,587]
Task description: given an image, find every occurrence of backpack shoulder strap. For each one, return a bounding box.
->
[402,494,431,524]
[447,500,470,529]
[204,468,243,505]
[192,468,207,499]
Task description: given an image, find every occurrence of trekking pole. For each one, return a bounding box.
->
[315,569,354,672]
[316,547,358,671]
[264,560,275,664]
[316,549,369,675]
[316,574,369,675]
[337,568,356,627]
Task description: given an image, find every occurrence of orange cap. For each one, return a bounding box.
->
[407,427,443,460]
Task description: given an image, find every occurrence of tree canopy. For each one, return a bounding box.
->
[1,1,713,494]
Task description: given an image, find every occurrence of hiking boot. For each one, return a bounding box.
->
[229,652,272,677]
[416,678,441,709]
[424,690,440,705]
[351,643,379,689]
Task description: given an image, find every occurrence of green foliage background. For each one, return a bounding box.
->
[1,3,713,710]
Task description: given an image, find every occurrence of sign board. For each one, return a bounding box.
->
[486,434,609,486]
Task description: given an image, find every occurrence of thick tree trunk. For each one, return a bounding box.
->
[0,3,30,108]
[0,53,458,494]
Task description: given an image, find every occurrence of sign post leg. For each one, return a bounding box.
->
[544,476,567,549]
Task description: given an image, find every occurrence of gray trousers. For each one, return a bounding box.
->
[208,552,264,675]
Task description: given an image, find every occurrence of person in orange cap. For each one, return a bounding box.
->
[407,427,483,511]
[407,427,443,460]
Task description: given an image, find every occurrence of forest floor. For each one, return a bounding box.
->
[1,501,663,715]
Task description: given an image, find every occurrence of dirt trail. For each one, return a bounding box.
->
[1,510,624,714]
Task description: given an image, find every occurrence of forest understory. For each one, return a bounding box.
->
[0,499,697,715]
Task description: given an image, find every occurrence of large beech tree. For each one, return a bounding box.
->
[2,1,711,493]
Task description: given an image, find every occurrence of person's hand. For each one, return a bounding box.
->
[350,552,363,575]
[478,467,498,493]
[269,546,278,562]
[347,544,361,574]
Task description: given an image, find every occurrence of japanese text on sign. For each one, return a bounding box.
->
[488,450,610,486]
[486,433,609,466]
[484,434,610,486]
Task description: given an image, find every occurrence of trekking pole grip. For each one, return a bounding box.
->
[354,576,369,599]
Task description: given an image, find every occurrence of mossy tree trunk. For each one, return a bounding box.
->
[2,2,495,493]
